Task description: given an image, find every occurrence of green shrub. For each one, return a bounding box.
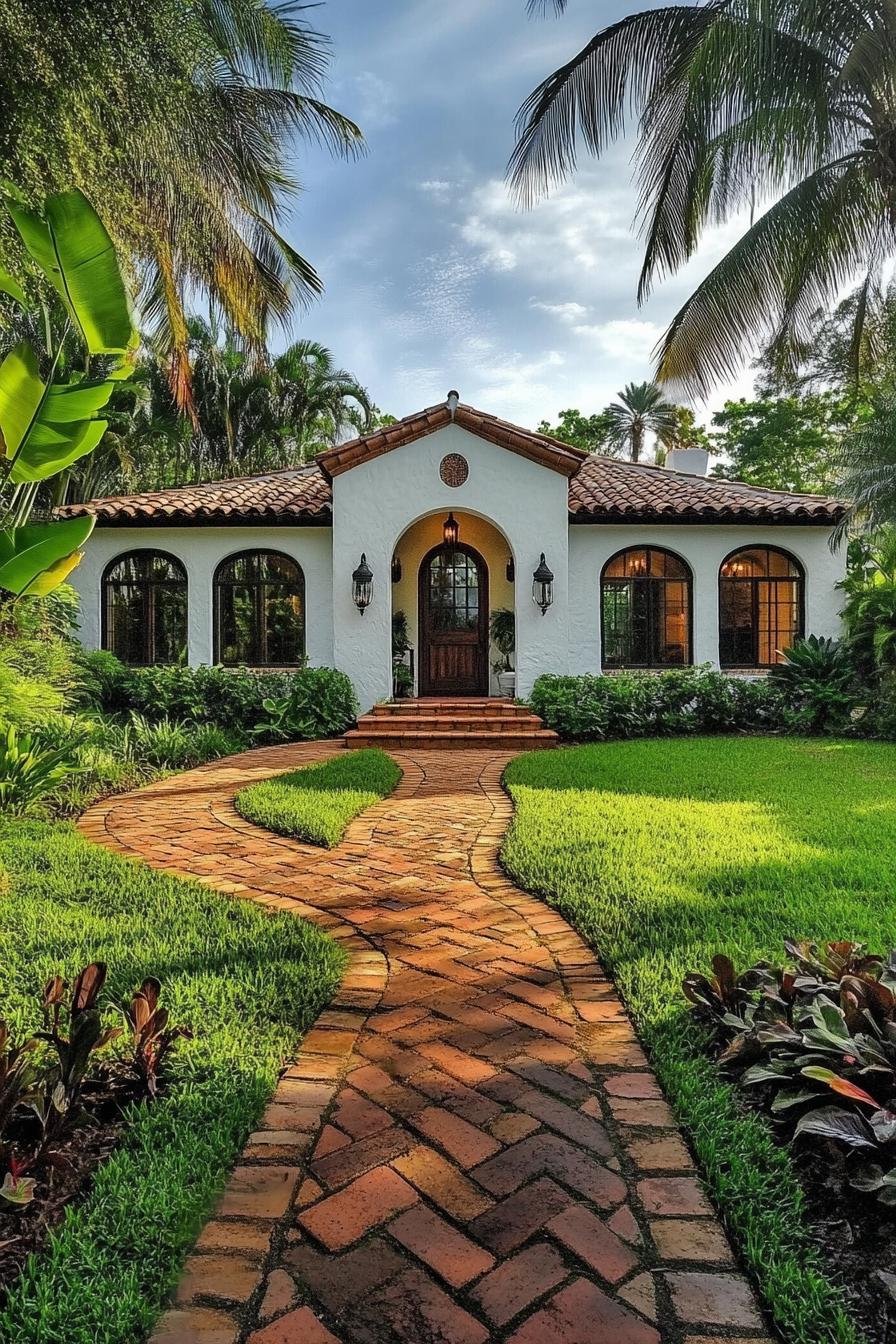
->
[770,635,859,732]
[0,725,83,815]
[529,666,786,741]
[128,714,245,770]
[236,748,402,847]
[249,667,359,743]
[71,649,131,711]
[98,664,356,740]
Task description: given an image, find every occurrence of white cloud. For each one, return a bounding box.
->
[351,72,398,131]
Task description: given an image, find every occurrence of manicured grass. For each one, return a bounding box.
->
[0,820,344,1344]
[502,736,896,1344]
[235,748,402,848]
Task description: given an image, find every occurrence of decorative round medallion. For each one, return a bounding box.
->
[439,453,469,487]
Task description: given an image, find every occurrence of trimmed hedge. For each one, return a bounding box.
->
[78,657,358,742]
[530,666,786,741]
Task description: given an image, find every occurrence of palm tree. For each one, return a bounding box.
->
[835,393,896,539]
[605,382,678,462]
[270,341,373,459]
[0,2,363,412]
[510,1,896,397]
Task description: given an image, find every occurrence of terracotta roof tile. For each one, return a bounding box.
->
[58,464,331,526]
[569,454,847,524]
[59,402,847,528]
[317,401,587,479]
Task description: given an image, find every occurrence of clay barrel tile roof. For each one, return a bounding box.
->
[568,454,847,524]
[57,464,332,526]
[316,401,587,479]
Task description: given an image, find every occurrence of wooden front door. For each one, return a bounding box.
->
[419,544,489,696]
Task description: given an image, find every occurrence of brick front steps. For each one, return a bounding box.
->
[345,698,558,751]
[79,744,772,1344]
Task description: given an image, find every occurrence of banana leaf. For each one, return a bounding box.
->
[6,189,135,355]
[0,343,115,483]
[0,269,25,307]
[0,515,94,596]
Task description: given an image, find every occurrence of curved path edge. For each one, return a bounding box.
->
[78,743,774,1344]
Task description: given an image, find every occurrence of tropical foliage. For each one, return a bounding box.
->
[685,940,896,1207]
[512,0,896,397]
[605,381,677,462]
[0,188,136,598]
[710,393,854,493]
[0,0,361,410]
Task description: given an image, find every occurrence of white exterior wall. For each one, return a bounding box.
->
[331,423,570,709]
[568,523,846,673]
[68,525,333,669]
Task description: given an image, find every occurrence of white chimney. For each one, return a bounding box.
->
[666,447,709,476]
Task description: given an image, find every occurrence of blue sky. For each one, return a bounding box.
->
[287,1,753,428]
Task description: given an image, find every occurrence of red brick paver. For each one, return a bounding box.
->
[79,744,768,1342]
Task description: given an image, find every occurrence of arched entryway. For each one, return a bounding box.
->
[418,542,489,695]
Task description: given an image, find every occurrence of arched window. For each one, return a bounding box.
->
[601,548,692,669]
[102,550,187,666]
[719,546,803,668]
[214,551,305,667]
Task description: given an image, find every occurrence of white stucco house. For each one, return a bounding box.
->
[64,394,848,713]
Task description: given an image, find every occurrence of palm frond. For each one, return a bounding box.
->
[509,5,720,205]
[656,153,885,395]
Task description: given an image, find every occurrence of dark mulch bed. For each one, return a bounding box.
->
[795,1144,896,1344]
[0,1072,147,1293]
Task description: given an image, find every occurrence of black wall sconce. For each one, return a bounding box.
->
[352,553,373,614]
[506,556,515,583]
[532,553,554,615]
[443,512,459,546]
[391,554,402,583]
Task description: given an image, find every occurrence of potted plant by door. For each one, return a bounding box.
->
[392,610,414,698]
[489,608,516,697]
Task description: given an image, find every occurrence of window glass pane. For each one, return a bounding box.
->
[601,550,691,668]
[653,580,689,663]
[215,552,304,665]
[152,584,188,665]
[719,549,802,666]
[719,581,755,665]
[104,551,187,665]
[428,551,479,631]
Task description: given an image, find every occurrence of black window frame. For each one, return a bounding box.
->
[213,549,306,668]
[718,545,804,669]
[600,546,693,670]
[101,548,188,667]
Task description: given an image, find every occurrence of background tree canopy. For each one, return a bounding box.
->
[0,0,362,410]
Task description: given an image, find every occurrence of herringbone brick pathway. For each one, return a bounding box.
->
[79,744,774,1344]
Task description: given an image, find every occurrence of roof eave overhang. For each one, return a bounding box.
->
[318,404,586,481]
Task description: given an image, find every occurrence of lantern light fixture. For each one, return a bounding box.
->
[391,554,402,583]
[443,512,459,546]
[506,556,515,583]
[532,553,554,616]
[352,553,373,614]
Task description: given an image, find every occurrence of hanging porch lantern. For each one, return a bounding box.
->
[352,553,373,614]
[532,553,554,616]
[443,512,459,546]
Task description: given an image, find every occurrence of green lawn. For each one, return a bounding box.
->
[0,820,344,1344]
[235,747,402,848]
[503,736,896,1344]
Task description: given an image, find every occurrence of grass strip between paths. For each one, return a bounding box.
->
[501,735,896,1344]
[234,747,402,848]
[0,820,345,1344]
